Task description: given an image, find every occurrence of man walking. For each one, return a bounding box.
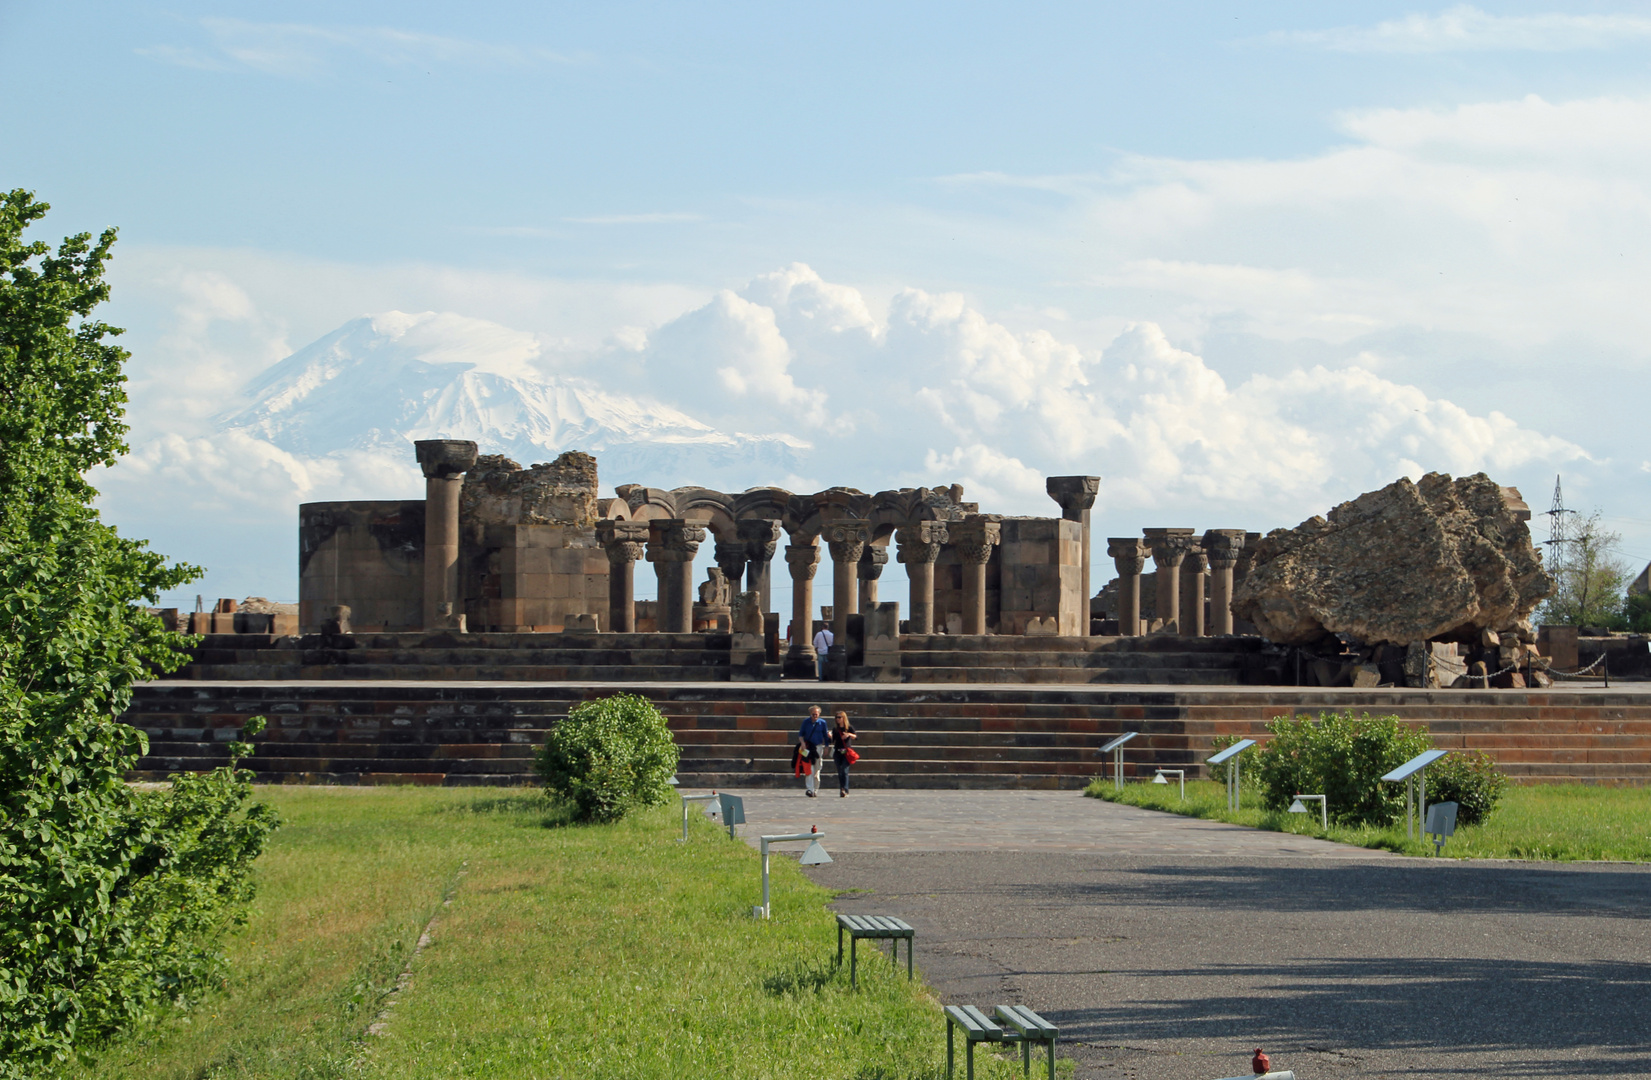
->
[797,705,829,797]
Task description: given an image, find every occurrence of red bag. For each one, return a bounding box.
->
[843,747,860,765]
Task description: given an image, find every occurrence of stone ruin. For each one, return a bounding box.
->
[296,440,1101,678]
[282,439,1558,688]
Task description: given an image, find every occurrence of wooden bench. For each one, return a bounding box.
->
[943,1004,1059,1080]
[835,914,914,989]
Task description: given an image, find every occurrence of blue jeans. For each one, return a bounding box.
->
[836,756,851,794]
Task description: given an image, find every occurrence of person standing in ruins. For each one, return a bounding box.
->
[812,623,834,679]
[830,710,857,797]
[797,705,829,797]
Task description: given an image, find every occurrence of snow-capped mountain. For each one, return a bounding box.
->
[218,311,809,487]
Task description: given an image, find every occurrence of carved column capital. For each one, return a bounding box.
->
[1201,529,1247,570]
[597,520,649,566]
[784,541,820,580]
[736,518,781,562]
[1045,475,1100,519]
[824,519,872,565]
[645,519,706,563]
[1143,527,1196,570]
[1107,537,1149,576]
[713,539,748,583]
[896,521,948,564]
[415,439,478,479]
[858,544,889,581]
[951,516,1002,565]
[1181,547,1210,574]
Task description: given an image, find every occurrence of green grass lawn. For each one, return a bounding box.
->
[75,786,1042,1080]
[1086,778,1651,861]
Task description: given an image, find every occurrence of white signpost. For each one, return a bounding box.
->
[1099,732,1139,791]
[1207,739,1256,811]
[755,829,831,918]
[1381,750,1449,840]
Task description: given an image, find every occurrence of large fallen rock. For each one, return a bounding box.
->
[1231,473,1553,646]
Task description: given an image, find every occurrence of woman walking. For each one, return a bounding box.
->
[831,710,858,797]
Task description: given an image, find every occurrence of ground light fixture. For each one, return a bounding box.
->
[1206,739,1256,811]
[1153,769,1186,800]
[679,791,719,841]
[755,827,831,918]
[1381,749,1449,839]
[1099,732,1139,790]
[1425,801,1459,855]
[1288,794,1328,829]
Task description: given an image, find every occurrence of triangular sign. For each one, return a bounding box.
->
[798,840,833,866]
[1288,799,1307,813]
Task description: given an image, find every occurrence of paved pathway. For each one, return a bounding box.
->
[714,788,1397,858]
[702,789,1651,1080]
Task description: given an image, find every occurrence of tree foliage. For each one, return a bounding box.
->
[0,190,278,1076]
[1539,511,1632,628]
[536,694,680,822]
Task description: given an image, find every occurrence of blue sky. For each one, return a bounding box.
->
[5,2,1651,605]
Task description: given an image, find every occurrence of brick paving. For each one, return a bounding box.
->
[760,790,1651,1079]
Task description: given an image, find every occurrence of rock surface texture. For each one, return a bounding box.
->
[1231,473,1553,646]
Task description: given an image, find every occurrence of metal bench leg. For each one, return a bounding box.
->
[966,1037,975,1080]
[1022,1036,1031,1077]
[946,1021,954,1080]
[906,935,914,979]
[850,935,858,990]
[837,924,843,967]
[1046,1038,1056,1080]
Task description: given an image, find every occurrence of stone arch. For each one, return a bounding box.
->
[615,485,677,523]
[671,487,738,541]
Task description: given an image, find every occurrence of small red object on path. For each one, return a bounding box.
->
[1252,1048,1271,1074]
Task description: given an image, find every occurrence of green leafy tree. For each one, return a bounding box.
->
[536,694,680,822]
[1539,511,1631,628]
[0,190,277,1076]
[1625,590,1651,634]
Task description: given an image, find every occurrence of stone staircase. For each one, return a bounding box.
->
[125,682,1651,788]
[178,632,736,682]
[894,634,1280,684]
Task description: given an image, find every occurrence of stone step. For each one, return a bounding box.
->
[898,667,1243,685]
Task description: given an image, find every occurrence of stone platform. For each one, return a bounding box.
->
[125,681,1651,788]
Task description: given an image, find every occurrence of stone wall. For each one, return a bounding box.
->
[298,500,425,632]
[997,517,1084,635]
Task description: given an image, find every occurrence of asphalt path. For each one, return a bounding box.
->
[719,790,1651,1080]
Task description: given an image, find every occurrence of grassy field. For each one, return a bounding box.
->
[74,786,1038,1080]
[1086,778,1651,861]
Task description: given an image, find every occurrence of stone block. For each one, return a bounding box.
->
[564,613,600,633]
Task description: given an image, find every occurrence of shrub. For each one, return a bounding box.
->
[536,694,680,822]
[1253,712,1433,826]
[1426,751,1508,825]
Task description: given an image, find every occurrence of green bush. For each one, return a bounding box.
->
[1253,712,1433,826]
[536,694,680,822]
[1426,751,1508,825]
[1626,592,1651,634]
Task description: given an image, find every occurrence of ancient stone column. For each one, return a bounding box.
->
[951,516,1001,635]
[1107,538,1149,636]
[712,539,748,603]
[738,519,781,613]
[824,520,872,657]
[858,544,888,611]
[1143,528,1195,635]
[596,521,649,633]
[1202,529,1247,636]
[783,539,821,675]
[414,439,478,630]
[896,521,948,634]
[645,519,705,633]
[1179,545,1209,638]
[1047,475,1100,636]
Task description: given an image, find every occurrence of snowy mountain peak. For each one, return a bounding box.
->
[218,311,809,487]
